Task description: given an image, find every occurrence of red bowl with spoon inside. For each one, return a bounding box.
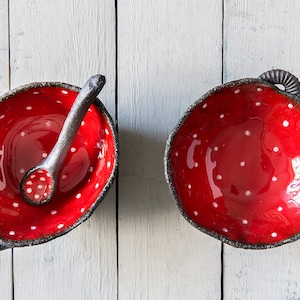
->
[165,69,300,249]
[0,78,118,249]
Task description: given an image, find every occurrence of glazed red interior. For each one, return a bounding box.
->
[0,86,116,242]
[169,82,300,246]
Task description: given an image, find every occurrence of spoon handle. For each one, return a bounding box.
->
[44,74,106,174]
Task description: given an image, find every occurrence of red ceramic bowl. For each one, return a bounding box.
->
[165,69,300,249]
[0,81,118,249]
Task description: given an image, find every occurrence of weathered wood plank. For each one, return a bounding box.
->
[0,0,12,298]
[223,1,300,299]
[118,1,223,298]
[9,1,117,299]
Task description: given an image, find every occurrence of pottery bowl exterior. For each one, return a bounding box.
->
[0,81,118,249]
[165,70,300,249]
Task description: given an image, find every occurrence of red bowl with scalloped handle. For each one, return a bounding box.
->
[0,80,118,249]
[165,69,300,249]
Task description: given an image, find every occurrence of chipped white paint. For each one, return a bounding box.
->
[0,0,299,299]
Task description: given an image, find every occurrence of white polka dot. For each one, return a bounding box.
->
[40,177,46,181]
[12,202,19,208]
[9,231,15,236]
[81,121,85,126]
[34,194,40,199]
[194,162,199,167]
[257,88,262,92]
[20,168,25,174]
[31,226,37,230]
[213,146,219,151]
[271,232,277,238]
[26,106,32,110]
[76,193,81,199]
[175,151,179,157]
[105,128,109,135]
[95,183,100,189]
[57,224,64,229]
[255,101,261,106]
[216,174,222,180]
[50,210,57,215]
[187,184,192,189]
[234,89,240,94]
[273,146,279,152]
[192,134,197,138]
[26,188,32,194]
[42,153,48,158]
[212,202,218,208]
[245,190,251,196]
[36,184,43,189]
[288,103,294,109]
[80,208,85,213]
[33,91,39,95]
[107,161,111,168]
[272,176,277,182]
[242,219,248,225]
[277,206,283,212]
[244,130,251,136]
[0,114,5,119]
[61,90,68,94]
[283,120,289,127]
[202,103,207,109]
[223,228,229,233]
[70,147,76,153]
[62,174,67,180]
[45,120,52,127]
[89,167,94,172]
[193,210,198,216]
[240,161,246,167]
[20,132,25,137]
[220,114,225,119]
[56,100,62,104]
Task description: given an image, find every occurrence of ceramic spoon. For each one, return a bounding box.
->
[20,74,106,205]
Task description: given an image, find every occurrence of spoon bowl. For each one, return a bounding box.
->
[20,74,106,205]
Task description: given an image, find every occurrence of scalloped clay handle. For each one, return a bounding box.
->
[258,69,300,98]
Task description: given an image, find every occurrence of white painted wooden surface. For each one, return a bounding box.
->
[118,1,222,299]
[8,1,117,299]
[0,1,12,299]
[223,1,300,299]
[0,0,300,299]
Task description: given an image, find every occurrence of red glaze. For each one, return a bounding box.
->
[0,86,116,242]
[169,81,300,247]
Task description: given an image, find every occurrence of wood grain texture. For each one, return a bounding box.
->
[2,0,300,299]
[9,1,117,299]
[223,1,300,299]
[118,1,223,299]
[0,0,12,299]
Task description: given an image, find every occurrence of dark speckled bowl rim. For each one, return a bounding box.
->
[0,81,118,250]
[164,76,300,250]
